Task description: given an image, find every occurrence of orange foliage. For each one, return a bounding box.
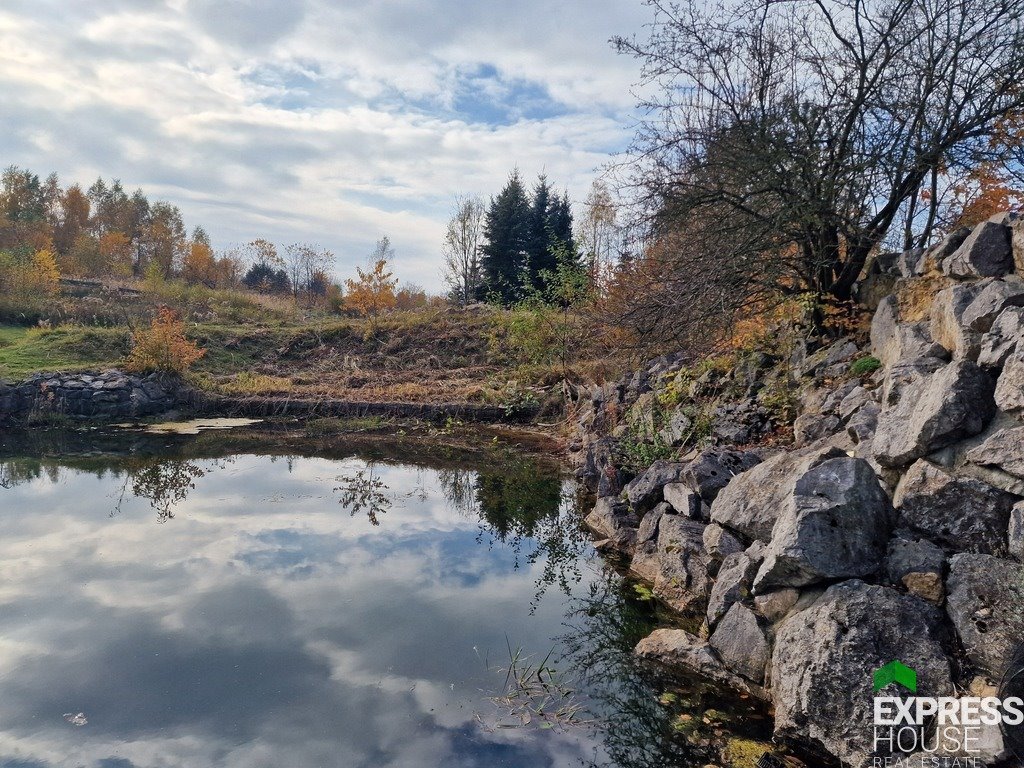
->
[344,258,398,317]
[99,231,134,277]
[125,307,206,374]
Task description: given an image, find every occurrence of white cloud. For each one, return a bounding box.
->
[0,0,648,290]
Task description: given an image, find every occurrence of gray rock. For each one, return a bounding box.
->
[897,247,926,277]
[1009,502,1024,562]
[625,391,657,439]
[872,298,947,367]
[893,460,1015,556]
[880,355,947,406]
[792,412,841,447]
[846,402,880,445]
[946,554,1024,678]
[634,628,769,701]
[1011,216,1024,274]
[635,503,667,547]
[624,460,686,515]
[706,546,762,627]
[753,588,799,623]
[630,515,712,614]
[966,426,1024,480]
[978,306,1024,368]
[943,221,1013,278]
[930,282,987,360]
[709,603,769,684]
[657,407,693,446]
[883,535,946,584]
[662,482,704,519]
[710,445,846,542]
[961,277,1024,332]
[753,457,894,591]
[772,580,954,768]
[994,349,1024,412]
[837,386,872,421]
[585,497,639,550]
[926,226,972,271]
[680,447,762,504]
[701,522,745,561]
[799,338,858,377]
[872,360,996,467]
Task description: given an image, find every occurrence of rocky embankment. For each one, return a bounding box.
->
[572,213,1024,767]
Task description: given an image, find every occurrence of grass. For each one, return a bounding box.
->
[0,324,129,379]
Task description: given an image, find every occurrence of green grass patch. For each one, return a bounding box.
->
[304,416,389,435]
[849,355,882,376]
[0,325,130,379]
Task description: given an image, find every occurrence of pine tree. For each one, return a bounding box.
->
[480,170,531,304]
[525,175,555,290]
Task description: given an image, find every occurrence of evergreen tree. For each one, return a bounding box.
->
[548,192,575,256]
[525,175,555,290]
[480,170,530,304]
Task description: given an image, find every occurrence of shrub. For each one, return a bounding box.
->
[125,307,206,374]
[849,356,882,377]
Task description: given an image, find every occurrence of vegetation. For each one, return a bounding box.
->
[125,308,206,375]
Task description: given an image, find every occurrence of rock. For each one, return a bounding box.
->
[994,349,1024,412]
[634,628,769,701]
[708,603,769,684]
[846,402,880,444]
[681,448,762,503]
[631,515,712,614]
[872,360,996,467]
[961,277,1024,332]
[926,226,973,272]
[626,391,657,438]
[1009,502,1024,562]
[978,306,1024,368]
[943,221,1013,278]
[883,535,946,584]
[710,445,846,542]
[702,522,745,561]
[624,460,686,515]
[946,553,1024,679]
[662,483,704,519]
[753,588,800,623]
[772,580,953,768]
[792,413,840,447]
[753,457,894,591]
[901,572,944,604]
[657,407,693,446]
[706,547,762,627]
[929,282,987,360]
[585,497,639,550]
[872,297,947,367]
[896,247,926,278]
[892,460,1015,556]
[635,503,667,546]
[880,355,946,405]
[799,339,858,377]
[966,426,1024,480]
[1011,216,1024,274]
[837,386,873,421]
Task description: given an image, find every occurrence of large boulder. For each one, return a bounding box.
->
[772,581,954,768]
[966,426,1024,481]
[710,445,846,541]
[871,296,947,366]
[892,460,1015,556]
[872,360,996,467]
[624,459,686,514]
[584,497,639,549]
[883,535,946,604]
[994,349,1024,412]
[946,554,1024,679]
[753,457,894,591]
[634,628,769,701]
[708,602,769,684]
[942,221,1013,278]
[961,277,1024,332]
[706,544,763,627]
[680,447,762,503]
[929,282,987,360]
[978,306,1024,368]
[1010,502,1024,562]
[630,515,712,614]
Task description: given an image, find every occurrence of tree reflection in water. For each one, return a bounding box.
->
[558,573,773,768]
[334,464,391,526]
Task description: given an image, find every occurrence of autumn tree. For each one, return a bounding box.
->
[441,194,485,305]
[345,238,398,317]
[616,0,1024,323]
[579,179,619,289]
[125,307,206,375]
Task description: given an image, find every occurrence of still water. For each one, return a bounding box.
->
[0,428,767,768]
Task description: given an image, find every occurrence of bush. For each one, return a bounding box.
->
[125,307,206,374]
[849,356,882,377]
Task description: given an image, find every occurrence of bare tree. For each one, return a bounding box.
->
[442,195,485,305]
[578,178,620,290]
[615,0,1024,313]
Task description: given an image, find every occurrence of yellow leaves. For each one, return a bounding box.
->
[99,231,133,278]
[125,306,206,375]
[344,258,398,317]
[31,248,60,294]
[182,240,216,286]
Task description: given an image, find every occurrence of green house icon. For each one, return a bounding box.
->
[873,661,917,693]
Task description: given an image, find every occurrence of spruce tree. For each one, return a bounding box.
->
[480,170,530,304]
[525,176,555,291]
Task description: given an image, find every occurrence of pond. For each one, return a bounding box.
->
[0,427,770,768]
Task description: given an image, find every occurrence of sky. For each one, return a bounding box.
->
[0,0,650,291]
